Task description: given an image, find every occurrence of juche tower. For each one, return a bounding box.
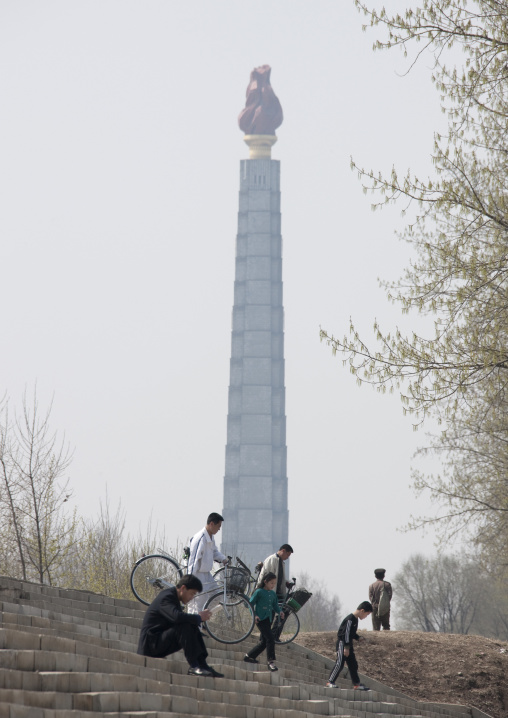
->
[221,66,288,566]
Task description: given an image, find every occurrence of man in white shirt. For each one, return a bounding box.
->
[187,512,228,614]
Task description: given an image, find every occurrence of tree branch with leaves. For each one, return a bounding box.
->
[321,0,508,569]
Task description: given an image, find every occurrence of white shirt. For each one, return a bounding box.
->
[188,527,226,575]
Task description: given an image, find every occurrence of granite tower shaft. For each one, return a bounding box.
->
[222,73,288,566]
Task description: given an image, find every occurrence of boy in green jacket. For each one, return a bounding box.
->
[243,571,283,671]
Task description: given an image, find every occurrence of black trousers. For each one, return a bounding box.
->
[139,623,208,667]
[328,640,360,685]
[246,617,276,663]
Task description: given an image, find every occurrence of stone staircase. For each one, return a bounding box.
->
[0,577,490,718]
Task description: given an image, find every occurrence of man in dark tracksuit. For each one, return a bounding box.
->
[326,601,373,689]
[137,574,223,678]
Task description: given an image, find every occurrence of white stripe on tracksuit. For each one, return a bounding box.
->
[329,617,353,684]
[329,638,346,684]
[187,534,205,575]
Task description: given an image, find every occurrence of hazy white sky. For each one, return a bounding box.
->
[0,1,455,621]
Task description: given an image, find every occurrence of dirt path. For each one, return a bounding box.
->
[295,630,508,718]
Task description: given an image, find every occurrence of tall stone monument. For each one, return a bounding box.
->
[221,66,288,567]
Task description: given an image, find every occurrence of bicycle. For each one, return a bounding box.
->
[130,549,255,644]
[130,549,254,605]
[211,556,257,598]
[271,579,312,644]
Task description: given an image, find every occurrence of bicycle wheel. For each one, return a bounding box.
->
[130,554,183,606]
[274,608,300,644]
[244,575,256,598]
[235,558,256,597]
[212,566,251,603]
[203,591,255,644]
[212,565,226,588]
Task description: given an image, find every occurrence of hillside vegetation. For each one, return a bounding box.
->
[296,630,508,718]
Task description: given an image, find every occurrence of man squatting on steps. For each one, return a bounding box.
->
[326,601,373,690]
[137,574,223,677]
[187,512,228,614]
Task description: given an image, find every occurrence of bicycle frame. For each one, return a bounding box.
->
[215,569,236,620]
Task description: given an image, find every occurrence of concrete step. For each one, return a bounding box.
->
[0,686,334,717]
[0,661,305,701]
[1,600,334,678]
[0,576,478,718]
[0,611,329,684]
[299,680,472,718]
[2,597,143,631]
[0,706,345,718]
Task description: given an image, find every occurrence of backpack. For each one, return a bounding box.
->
[377,581,391,617]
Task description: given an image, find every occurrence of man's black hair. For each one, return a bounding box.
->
[374,568,386,579]
[177,574,203,592]
[357,600,373,613]
[207,512,224,524]
[279,544,293,553]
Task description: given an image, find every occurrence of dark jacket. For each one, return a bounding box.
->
[336,612,360,650]
[137,587,201,655]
